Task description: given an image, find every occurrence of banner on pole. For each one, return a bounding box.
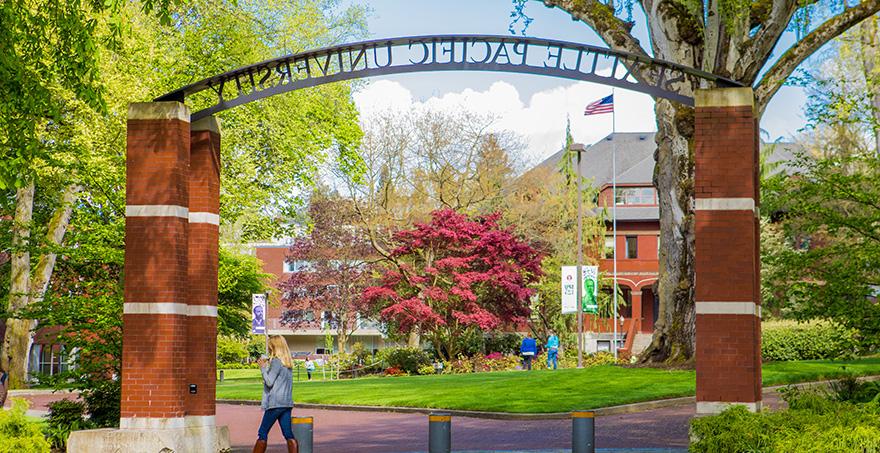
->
[251,293,267,334]
[561,266,578,314]
[562,265,599,314]
[582,266,599,314]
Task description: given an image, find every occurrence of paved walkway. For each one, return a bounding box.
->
[4,390,785,452]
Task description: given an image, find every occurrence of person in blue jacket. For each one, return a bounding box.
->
[546,331,560,370]
[520,332,537,370]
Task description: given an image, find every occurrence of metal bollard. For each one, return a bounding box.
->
[571,411,595,453]
[218,370,224,382]
[292,416,314,453]
[428,412,452,453]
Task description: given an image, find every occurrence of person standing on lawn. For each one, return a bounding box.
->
[520,332,537,370]
[305,358,315,380]
[253,335,298,453]
[546,331,560,370]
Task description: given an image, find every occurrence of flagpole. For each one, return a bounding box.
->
[611,89,619,359]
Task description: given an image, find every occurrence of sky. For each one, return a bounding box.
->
[341,0,814,165]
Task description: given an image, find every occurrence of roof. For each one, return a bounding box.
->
[539,132,657,189]
[534,132,804,222]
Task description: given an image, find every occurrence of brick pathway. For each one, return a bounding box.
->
[4,389,785,452]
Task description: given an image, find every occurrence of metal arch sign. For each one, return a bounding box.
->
[157,34,743,121]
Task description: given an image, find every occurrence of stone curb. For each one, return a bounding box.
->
[7,389,76,396]
[218,374,880,421]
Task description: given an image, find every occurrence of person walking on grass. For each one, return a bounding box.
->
[546,331,560,370]
[520,332,537,370]
[253,335,298,453]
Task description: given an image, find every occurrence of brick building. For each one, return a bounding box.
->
[253,244,391,355]
[538,132,799,356]
[539,132,660,355]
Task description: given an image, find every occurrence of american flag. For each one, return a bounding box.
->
[584,94,614,116]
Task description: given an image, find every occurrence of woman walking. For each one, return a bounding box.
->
[253,335,298,453]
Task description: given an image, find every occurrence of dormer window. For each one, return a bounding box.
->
[615,187,655,205]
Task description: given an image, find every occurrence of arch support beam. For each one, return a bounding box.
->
[694,87,763,414]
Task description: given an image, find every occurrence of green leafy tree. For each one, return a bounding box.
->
[1,0,366,388]
[513,0,880,364]
[762,152,880,346]
[218,248,272,337]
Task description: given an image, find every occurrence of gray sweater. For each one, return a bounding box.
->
[261,358,294,410]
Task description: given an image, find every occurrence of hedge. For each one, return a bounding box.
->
[690,384,880,452]
[761,321,864,361]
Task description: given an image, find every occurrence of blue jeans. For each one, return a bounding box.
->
[257,407,295,440]
[547,349,558,369]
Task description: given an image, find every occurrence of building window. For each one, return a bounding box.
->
[284,260,309,273]
[625,236,638,259]
[615,187,655,205]
[604,236,615,258]
[28,344,70,377]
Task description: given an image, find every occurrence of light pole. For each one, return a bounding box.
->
[571,143,587,368]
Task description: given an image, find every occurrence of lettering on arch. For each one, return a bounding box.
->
[157,35,742,121]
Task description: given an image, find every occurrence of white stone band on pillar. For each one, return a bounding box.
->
[695,301,760,317]
[694,198,755,211]
[120,417,186,430]
[185,415,216,427]
[187,305,218,317]
[696,401,762,414]
[126,205,189,219]
[124,303,217,317]
[188,212,220,225]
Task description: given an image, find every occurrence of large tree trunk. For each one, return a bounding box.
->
[2,183,35,389]
[859,17,880,153]
[1,184,79,388]
[407,330,420,348]
[639,100,697,364]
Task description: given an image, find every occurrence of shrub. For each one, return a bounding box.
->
[384,366,406,376]
[417,364,436,375]
[484,333,522,355]
[81,379,121,428]
[46,399,92,450]
[0,399,51,452]
[762,321,863,361]
[828,375,880,404]
[690,387,880,452]
[378,347,431,374]
[584,351,622,366]
[217,335,249,363]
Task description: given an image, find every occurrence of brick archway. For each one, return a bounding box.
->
[68,86,762,451]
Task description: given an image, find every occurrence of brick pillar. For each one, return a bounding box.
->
[694,87,763,414]
[186,116,221,425]
[121,102,190,429]
[68,103,229,453]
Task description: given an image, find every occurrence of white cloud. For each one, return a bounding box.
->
[352,79,657,164]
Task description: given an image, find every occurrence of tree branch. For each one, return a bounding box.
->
[541,0,651,70]
[736,0,798,82]
[755,0,880,114]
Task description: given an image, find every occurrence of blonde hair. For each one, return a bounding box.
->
[267,335,293,369]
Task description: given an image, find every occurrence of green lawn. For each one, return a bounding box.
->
[216,358,880,413]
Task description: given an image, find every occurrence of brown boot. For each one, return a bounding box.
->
[252,439,267,453]
[286,438,299,453]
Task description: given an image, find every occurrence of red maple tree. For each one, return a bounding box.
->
[280,193,376,352]
[363,209,543,360]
